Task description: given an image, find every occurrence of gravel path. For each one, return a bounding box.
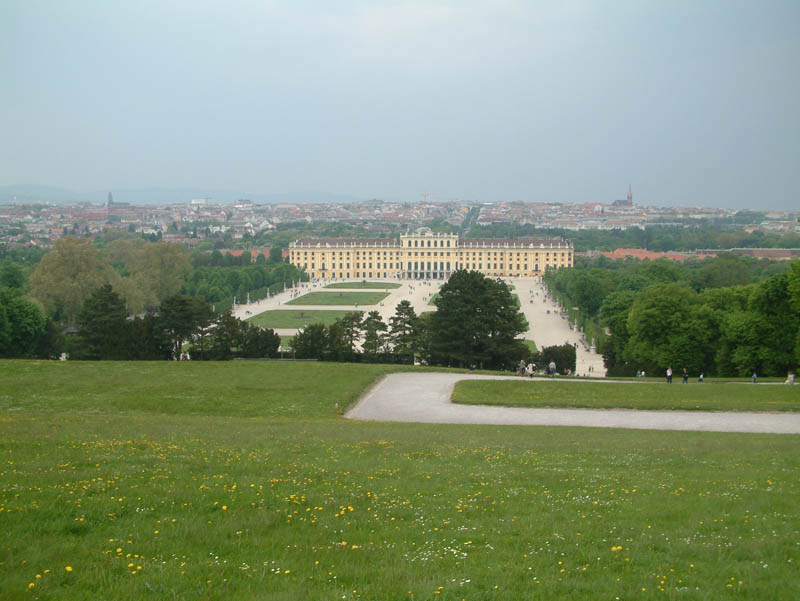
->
[345,373,800,434]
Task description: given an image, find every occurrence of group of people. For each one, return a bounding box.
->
[517,359,559,378]
[664,367,704,383]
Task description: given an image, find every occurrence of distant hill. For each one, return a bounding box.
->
[0,185,366,205]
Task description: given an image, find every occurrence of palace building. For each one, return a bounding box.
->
[288,229,573,280]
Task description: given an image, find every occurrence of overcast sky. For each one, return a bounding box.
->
[2,1,798,209]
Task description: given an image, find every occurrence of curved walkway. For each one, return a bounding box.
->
[345,373,800,434]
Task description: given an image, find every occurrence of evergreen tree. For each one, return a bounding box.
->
[389,300,419,362]
[361,311,388,359]
[74,284,128,359]
[291,323,328,359]
[159,294,214,358]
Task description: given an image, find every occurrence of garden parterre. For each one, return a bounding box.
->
[1,360,798,600]
[285,292,390,306]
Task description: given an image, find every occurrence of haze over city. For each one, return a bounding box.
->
[2,1,798,209]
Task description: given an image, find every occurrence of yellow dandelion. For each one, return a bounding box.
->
[28,583,35,589]
[65,566,73,572]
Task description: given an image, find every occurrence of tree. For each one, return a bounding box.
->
[624,282,695,372]
[74,285,129,359]
[106,240,192,313]
[127,314,171,360]
[29,237,114,324]
[598,290,636,375]
[0,264,25,290]
[205,312,241,360]
[389,300,419,362]
[269,247,283,263]
[291,323,328,359]
[722,273,800,376]
[240,323,280,358]
[361,311,388,359]
[0,288,47,357]
[328,312,363,360]
[430,270,527,369]
[536,344,577,374]
[159,294,214,358]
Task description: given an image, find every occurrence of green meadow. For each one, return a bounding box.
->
[1,360,798,600]
[325,282,402,289]
[452,379,800,412]
[285,291,390,306]
[246,310,357,329]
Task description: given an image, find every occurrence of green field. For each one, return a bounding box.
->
[325,282,402,289]
[430,292,519,307]
[247,309,357,329]
[1,360,798,600]
[452,379,800,412]
[285,291,389,306]
[523,339,538,354]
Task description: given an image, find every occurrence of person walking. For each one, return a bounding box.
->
[752,371,758,383]
[666,367,673,383]
[549,361,556,378]
[682,368,689,384]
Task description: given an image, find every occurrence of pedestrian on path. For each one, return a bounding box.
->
[682,368,689,384]
[666,367,673,383]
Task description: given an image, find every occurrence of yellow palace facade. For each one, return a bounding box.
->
[288,230,573,280]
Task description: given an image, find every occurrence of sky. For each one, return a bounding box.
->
[1,0,799,209]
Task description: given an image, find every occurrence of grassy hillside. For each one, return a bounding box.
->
[1,360,798,600]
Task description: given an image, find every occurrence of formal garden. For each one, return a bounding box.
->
[247,309,357,329]
[285,291,390,306]
[325,282,402,289]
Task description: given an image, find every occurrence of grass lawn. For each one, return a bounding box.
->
[286,291,389,306]
[452,379,800,412]
[325,282,401,289]
[279,335,293,348]
[523,339,538,354]
[430,292,519,307]
[1,360,798,600]
[247,310,358,329]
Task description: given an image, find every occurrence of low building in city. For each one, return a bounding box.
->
[288,228,573,280]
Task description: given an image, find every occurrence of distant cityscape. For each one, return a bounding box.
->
[1,191,798,249]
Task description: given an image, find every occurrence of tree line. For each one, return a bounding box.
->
[0,236,303,358]
[544,254,800,377]
[467,223,800,253]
